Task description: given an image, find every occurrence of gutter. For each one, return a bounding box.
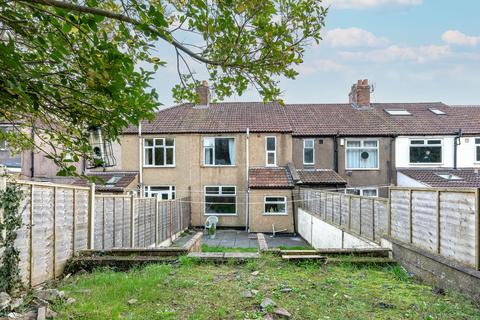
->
[245,127,250,232]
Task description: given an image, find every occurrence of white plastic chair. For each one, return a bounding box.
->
[205,216,219,234]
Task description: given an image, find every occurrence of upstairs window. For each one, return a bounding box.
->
[144,185,176,200]
[266,136,277,166]
[144,138,175,167]
[346,188,378,197]
[409,139,442,164]
[204,137,235,166]
[264,196,287,215]
[476,138,480,162]
[346,140,378,169]
[204,186,236,215]
[303,139,314,165]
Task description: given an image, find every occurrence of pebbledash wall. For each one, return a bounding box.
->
[120,132,294,231]
[3,179,190,287]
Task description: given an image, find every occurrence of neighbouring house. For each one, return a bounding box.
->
[0,124,22,174]
[72,171,138,194]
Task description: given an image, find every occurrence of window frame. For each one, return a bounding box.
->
[303,139,315,165]
[144,185,176,200]
[203,137,236,167]
[204,185,237,216]
[408,138,443,165]
[143,138,175,168]
[345,139,379,170]
[263,196,288,215]
[265,136,277,167]
[345,188,378,198]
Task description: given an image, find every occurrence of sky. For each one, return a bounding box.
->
[151,0,480,107]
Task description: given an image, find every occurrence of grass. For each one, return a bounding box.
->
[54,255,480,320]
[200,244,314,252]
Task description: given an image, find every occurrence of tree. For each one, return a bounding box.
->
[0,0,327,175]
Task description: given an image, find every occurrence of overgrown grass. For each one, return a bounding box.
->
[54,255,480,319]
[201,244,258,252]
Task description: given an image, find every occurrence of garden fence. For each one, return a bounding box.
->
[1,178,190,287]
[299,187,480,271]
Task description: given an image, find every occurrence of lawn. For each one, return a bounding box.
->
[54,255,480,319]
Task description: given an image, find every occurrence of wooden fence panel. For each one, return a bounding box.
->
[390,189,410,243]
[411,190,437,252]
[54,188,74,278]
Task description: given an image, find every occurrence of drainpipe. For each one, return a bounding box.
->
[454,128,462,170]
[245,128,250,232]
[138,122,143,196]
[333,131,339,173]
[387,136,395,185]
[30,125,35,178]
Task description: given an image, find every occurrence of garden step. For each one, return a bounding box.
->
[281,255,327,262]
[187,252,259,263]
[79,248,188,257]
[66,255,178,273]
[280,248,391,257]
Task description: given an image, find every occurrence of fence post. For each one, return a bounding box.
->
[72,189,76,255]
[154,196,159,246]
[388,187,392,237]
[436,190,441,255]
[52,186,57,278]
[476,188,480,271]
[372,198,375,241]
[130,194,135,248]
[348,196,352,231]
[29,184,34,287]
[169,200,173,242]
[409,189,413,244]
[359,197,362,236]
[87,183,95,250]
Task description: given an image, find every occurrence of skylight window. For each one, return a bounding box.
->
[435,173,463,181]
[429,108,446,115]
[106,176,122,186]
[385,109,411,116]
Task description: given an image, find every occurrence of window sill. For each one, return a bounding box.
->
[408,163,443,166]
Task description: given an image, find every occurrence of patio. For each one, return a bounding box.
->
[175,229,309,249]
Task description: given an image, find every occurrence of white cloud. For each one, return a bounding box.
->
[340,44,451,63]
[323,28,389,48]
[323,0,423,9]
[442,30,480,47]
[297,59,346,76]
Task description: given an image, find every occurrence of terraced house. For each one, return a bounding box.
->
[107,80,480,232]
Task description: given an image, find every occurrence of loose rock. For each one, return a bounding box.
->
[0,292,12,311]
[34,289,65,303]
[37,306,46,320]
[7,312,23,319]
[279,287,292,293]
[10,298,23,310]
[251,271,260,276]
[127,299,138,305]
[45,308,57,319]
[260,298,277,309]
[263,314,274,320]
[274,307,292,318]
[65,297,76,305]
[240,290,253,298]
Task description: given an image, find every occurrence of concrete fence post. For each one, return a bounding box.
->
[476,188,480,271]
[87,183,95,249]
[154,196,159,246]
[436,190,441,255]
[387,187,392,237]
[409,189,413,244]
[130,194,135,247]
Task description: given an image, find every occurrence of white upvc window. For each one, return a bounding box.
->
[144,138,175,167]
[264,196,287,215]
[203,137,235,166]
[345,139,379,170]
[303,139,315,165]
[475,138,480,162]
[346,188,378,198]
[144,185,176,200]
[266,136,277,166]
[409,139,442,164]
[204,186,237,215]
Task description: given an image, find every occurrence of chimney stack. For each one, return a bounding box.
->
[196,80,210,106]
[349,79,371,108]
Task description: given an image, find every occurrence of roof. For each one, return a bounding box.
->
[124,102,480,136]
[296,169,347,185]
[398,168,480,188]
[124,102,292,134]
[73,171,138,192]
[249,167,294,189]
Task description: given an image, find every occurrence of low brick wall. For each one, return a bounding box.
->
[182,232,203,253]
[388,238,480,304]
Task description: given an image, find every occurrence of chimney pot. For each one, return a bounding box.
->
[196,81,210,106]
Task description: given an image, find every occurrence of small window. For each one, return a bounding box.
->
[385,109,411,116]
[105,176,122,187]
[475,138,480,162]
[144,138,175,167]
[204,137,235,166]
[409,139,442,164]
[346,188,378,197]
[266,136,277,166]
[205,186,236,215]
[303,139,314,165]
[0,139,6,151]
[429,108,446,115]
[345,139,379,169]
[144,185,176,200]
[264,197,287,215]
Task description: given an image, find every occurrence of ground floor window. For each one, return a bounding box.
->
[144,185,176,200]
[204,186,236,215]
[264,196,287,215]
[345,188,378,197]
